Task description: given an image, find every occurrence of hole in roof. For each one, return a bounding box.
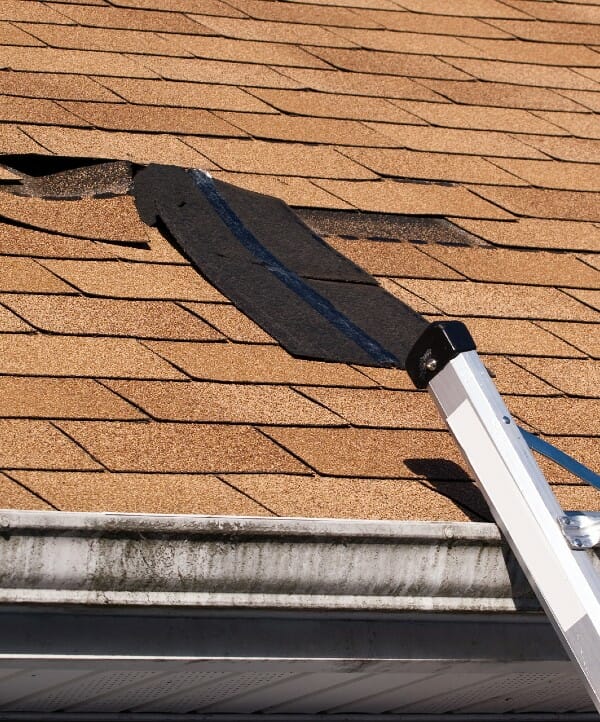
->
[0,156,434,368]
[297,208,487,246]
[0,155,135,200]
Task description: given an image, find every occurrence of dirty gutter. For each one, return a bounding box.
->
[0,510,537,612]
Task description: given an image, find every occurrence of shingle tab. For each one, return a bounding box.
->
[145,342,375,386]
[40,260,226,301]
[106,380,343,424]
[0,377,144,419]
[313,180,514,217]
[0,419,100,470]
[423,245,600,288]
[11,471,271,514]
[58,421,308,473]
[264,427,469,478]
[0,294,223,340]
[227,474,472,521]
[0,334,184,379]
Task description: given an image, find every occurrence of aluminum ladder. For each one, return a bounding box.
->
[406,321,600,714]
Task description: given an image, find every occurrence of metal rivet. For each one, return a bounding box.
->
[425,359,438,372]
[502,416,511,424]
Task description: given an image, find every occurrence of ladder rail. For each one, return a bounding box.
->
[426,348,600,713]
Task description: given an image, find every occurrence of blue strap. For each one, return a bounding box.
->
[190,169,400,367]
[519,427,600,491]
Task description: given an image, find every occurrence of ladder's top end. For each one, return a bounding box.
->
[406,321,477,389]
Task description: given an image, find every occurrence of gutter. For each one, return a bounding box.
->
[0,510,539,612]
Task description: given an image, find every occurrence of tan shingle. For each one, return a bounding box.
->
[264,427,468,478]
[186,138,374,178]
[308,46,472,77]
[145,342,376,386]
[106,380,343,424]
[0,193,151,242]
[532,111,600,141]
[50,3,208,33]
[0,257,75,293]
[60,101,246,136]
[0,334,184,379]
[214,112,399,147]
[248,88,423,124]
[0,21,44,46]
[0,1,74,23]
[136,55,302,86]
[0,294,223,340]
[454,218,600,252]
[40,260,226,301]
[58,421,308,473]
[209,172,354,207]
[0,419,100,470]
[0,377,144,420]
[489,158,600,192]
[443,57,600,91]
[364,123,547,158]
[513,358,600,397]
[394,0,530,19]
[11,471,271,515]
[182,302,274,343]
[512,135,600,164]
[326,239,463,278]
[109,0,246,16]
[460,317,584,357]
[95,78,273,111]
[23,126,213,166]
[275,67,445,100]
[0,305,32,333]
[419,79,585,111]
[17,23,192,55]
[399,279,599,321]
[462,38,600,67]
[193,16,356,46]
[422,245,600,288]
[469,186,600,222]
[228,474,472,521]
[313,179,514,217]
[297,387,443,429]
[538,321,600,359]
[0,46,157,77]
[159,34,332,68]
[0,473,52,510]
[338,148,525,185]
[508,396,600,436]
[0,223,113,259]
[395,102,567,135]
[356,9,512,37]
[0,70,120,101]
[483,355,560,396]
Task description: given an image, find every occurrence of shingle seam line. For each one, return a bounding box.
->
[189,168,400,366]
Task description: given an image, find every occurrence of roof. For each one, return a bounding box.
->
[0,0,598,523]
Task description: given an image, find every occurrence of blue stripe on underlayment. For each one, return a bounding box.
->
[190,169,400,367]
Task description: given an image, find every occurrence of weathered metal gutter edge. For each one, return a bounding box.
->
[0,510,539,612]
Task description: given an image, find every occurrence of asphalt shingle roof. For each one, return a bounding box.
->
[0,0,598,522]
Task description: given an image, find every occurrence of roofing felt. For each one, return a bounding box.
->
[0,0,598,523]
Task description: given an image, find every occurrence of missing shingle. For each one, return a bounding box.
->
[297,208,488,246]
[0,155,135,200]
[134,164,429,369]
